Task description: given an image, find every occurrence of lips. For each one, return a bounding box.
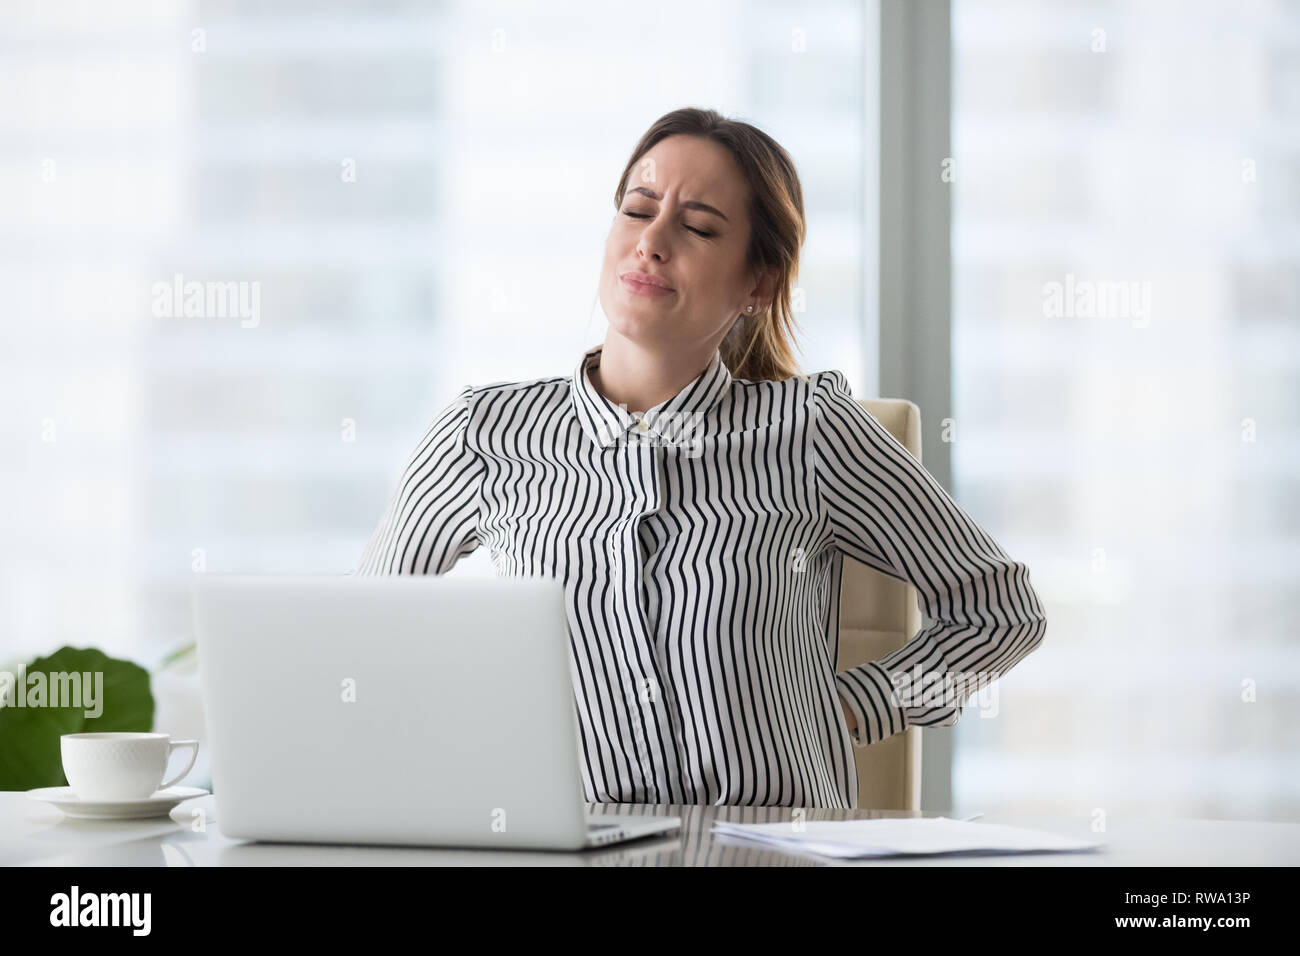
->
[621,271,674,291]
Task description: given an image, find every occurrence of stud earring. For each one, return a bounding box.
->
[745,305,754,313]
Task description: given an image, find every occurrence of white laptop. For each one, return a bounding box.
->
[191,574,680,851]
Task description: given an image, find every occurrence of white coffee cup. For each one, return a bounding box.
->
[61,732,199,800]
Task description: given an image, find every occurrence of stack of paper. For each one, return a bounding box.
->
[710,816,1103,859]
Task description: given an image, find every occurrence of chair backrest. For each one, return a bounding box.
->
[836,398,924,811]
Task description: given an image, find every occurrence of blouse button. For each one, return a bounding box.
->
[636,418,649,432]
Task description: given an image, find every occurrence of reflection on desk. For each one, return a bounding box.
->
[7,792,1300,867]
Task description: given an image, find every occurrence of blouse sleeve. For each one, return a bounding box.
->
[810,370,1048,748]
[354,384,485,576]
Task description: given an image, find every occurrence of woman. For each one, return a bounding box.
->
[356,107,1047,809]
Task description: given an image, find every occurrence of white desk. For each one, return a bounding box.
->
[5,791,1298,866]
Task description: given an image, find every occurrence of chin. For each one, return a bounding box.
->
[608,309,662,338]
[602,290,673,336]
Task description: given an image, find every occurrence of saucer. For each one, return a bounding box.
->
[27,786,210,820]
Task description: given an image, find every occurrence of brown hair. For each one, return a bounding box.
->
[612,107,808,383]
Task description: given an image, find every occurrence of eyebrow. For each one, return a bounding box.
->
[625,186,729,223]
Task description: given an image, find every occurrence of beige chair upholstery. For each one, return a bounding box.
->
[836,398,924,811]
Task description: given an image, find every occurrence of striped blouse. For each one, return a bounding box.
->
[355,343,1047,808]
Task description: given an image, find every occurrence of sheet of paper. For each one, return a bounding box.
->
[709,817,1103,859]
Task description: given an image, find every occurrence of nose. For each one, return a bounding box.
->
[634,216,670,262]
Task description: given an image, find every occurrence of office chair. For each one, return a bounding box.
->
[836,398,924,811]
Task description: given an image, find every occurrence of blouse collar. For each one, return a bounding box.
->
[570,343,733,450]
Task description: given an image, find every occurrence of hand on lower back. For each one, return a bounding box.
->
[840,698,858,734]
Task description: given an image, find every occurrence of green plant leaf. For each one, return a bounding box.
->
[157,641,197,673]
[0,646,154,790]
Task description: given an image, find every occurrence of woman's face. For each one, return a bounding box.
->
[599,134,770,355]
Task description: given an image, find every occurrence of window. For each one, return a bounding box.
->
[951,0,1300,820]
[2,0,876,674]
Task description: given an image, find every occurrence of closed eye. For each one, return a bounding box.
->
[623,211,712,238]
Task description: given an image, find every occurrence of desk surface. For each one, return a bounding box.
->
[5,791,1298,866]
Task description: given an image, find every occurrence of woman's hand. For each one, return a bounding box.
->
[839,697,859,735]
